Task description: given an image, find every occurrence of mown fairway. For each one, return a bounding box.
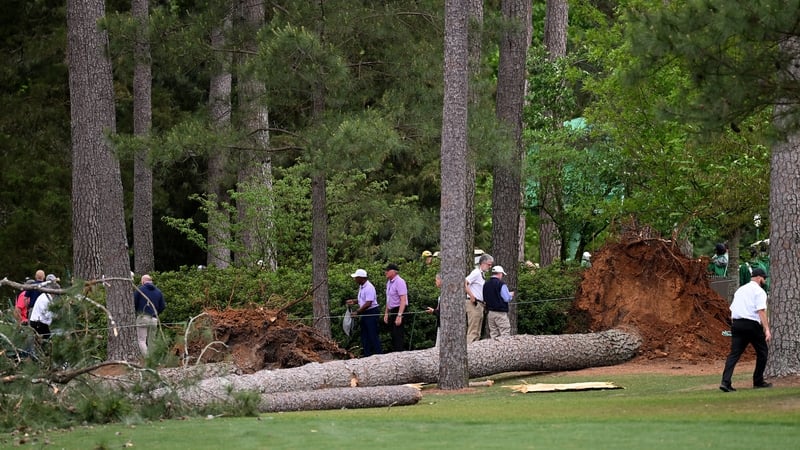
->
[16,370,800,450]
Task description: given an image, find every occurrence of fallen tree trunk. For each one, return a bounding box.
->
[168,328,640,408]
[258,385,422,412]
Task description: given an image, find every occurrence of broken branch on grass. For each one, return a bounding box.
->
[49,360,148,384]
[184,312,208,366]
[196,341,228,365]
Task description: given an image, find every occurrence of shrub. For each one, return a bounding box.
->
[516,261,583,335]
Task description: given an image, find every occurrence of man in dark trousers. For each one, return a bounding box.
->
[720,267,772,392]
[383,263,408,352]
[346,269,382,357]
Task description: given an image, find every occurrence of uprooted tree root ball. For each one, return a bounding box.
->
[178,308,351,373]
[572,236,737,362]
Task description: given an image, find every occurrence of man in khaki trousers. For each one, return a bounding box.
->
[465,254,493,343]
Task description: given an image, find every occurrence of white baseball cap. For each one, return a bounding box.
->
[491,265,506,275]
[350,269,368,278]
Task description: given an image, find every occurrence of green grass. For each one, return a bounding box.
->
[9,371,800,449]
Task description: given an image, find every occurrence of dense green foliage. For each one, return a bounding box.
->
[516,261,584,335]
[1,0,775,284]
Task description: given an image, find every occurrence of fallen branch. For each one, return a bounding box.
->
[0,331,23,363]
[49,360,148,384]
[2,360,147,385]
[183,312,208,366]
[196,341,228,365]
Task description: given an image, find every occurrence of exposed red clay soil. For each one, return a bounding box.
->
[572,236,737,364]
[178,307,351,373]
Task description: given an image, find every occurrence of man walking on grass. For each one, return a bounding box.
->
[720,267,771,392]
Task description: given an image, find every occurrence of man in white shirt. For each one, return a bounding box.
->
[465,253,493,343]
[720,268,771,392]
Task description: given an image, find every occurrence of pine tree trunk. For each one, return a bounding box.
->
[207,10,233,269]
[463,0,484,272]
[68,0,107,281]
[67,0,137,361]
[132,0,154,274]
[766,36,800,378]
[309,2,332,339]
[440,0,471,390]
[235,0,276,269]
[538,0,568,268]
[492,0,531,303]
[169,329,641,409]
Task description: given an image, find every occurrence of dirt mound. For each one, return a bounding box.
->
[180,308,351,373]
[573,237,735,362]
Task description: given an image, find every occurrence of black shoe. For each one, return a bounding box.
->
[719,383,736,392]
[753,382,773,389]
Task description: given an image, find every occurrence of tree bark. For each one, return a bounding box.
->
[132,0,154,274]
[492,0,531,305]
[257,386,422,413]
[311,173,332,338]
[169,328,641,408]
[207,9,233,269]
[68,0,107,282]
[309,1,332,339]
[235,0,276,269]
[440,0,471,390]
[68,0,138,361]
[538,0,568,268]
[463,0,483,272]
[766,36,800,378]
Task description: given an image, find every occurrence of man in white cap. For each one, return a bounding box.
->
[346,269,382,356]
[482,265,514,338]
[581,252,592,268]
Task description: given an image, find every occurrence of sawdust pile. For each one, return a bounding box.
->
[572,236,735,362]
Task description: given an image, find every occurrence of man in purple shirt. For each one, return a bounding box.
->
[346,269,382,357]
[383,263,408,352]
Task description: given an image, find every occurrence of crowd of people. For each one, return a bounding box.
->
[11,269,166,359]
[346,250,516,357]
